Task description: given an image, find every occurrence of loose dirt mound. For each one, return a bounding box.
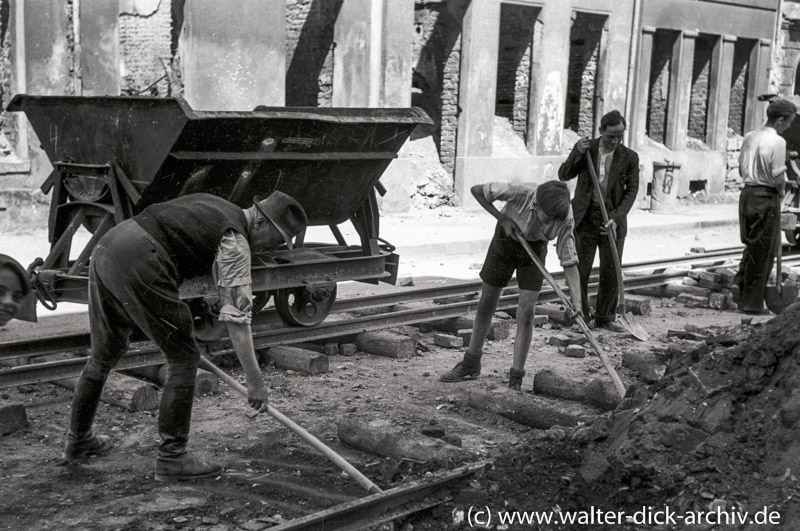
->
[416,306,800,530]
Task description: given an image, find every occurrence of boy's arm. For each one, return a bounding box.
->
[471,184,521,237]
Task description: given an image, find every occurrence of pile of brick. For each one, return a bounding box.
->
[635,263,800,311]
[676,266,739,310]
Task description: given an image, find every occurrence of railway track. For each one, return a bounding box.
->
[3,245,799,389]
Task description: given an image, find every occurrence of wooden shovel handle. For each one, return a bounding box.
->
[198,356,383,494]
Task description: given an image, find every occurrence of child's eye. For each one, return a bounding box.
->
[13,294,24,304]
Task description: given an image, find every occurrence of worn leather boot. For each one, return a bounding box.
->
[61,375,113,464]
[508,368,526,391]
[154,384,221,481]
[440,352,482,382]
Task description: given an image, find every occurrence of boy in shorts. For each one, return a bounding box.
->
[439,180,582,390]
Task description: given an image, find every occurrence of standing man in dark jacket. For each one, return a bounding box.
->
[60,191,307,481]
[558,110,640,330]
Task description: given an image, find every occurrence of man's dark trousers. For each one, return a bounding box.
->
[72,219,201,457]
[735,185,778,312]
[575,205,625,324]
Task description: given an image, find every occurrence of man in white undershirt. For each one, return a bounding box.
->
[558,110,640,330]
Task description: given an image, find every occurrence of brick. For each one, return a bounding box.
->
[564,345,586,358]
[434,333,463,349]
[457,329,472,344]
[697,279,723,290]
[0,404,28,435]
[624,295,651,316]
[548,334,572,347]
[682,277,699,287]
[697,271,722,283]
[676,293,710,308]
[709,292,728,310]
[397,277,415,287]
[533,315,549,327]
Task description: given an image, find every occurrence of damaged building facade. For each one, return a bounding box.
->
[0,0,790,212]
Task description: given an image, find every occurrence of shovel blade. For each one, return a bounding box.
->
[620,312,649,341]
[765,280,799,315]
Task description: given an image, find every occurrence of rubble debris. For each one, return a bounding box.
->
[433,333,463,349]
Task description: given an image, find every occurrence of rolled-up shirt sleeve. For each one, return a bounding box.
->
[213,230,253,325]
[555,217,579,268]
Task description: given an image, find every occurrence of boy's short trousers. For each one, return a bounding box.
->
[479,223,548,291]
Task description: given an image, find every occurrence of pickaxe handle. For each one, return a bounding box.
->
[198,356,383,494]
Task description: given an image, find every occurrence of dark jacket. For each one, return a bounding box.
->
[558,139,640,238]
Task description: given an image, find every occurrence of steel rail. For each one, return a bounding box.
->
[268,462,489,531]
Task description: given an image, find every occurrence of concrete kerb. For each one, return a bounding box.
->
[395,216,740,259]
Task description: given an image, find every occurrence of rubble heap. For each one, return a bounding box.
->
[577,302,800,520]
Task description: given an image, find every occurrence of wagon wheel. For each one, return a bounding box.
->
[252,291,272,313]
[190,297,226,343]
[274,283,337,327]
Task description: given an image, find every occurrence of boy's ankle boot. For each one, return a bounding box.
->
[440,352,482,382]
[508,368,526,391]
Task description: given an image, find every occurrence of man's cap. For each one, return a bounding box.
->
[0,254,30,296]
[252,191,308,248]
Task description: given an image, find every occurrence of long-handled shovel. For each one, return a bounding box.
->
[487,214,626,398]
[584,151,649,341]
[198,356,383,494]
[765,195,798,314]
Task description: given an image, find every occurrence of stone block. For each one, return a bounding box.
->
[697,279,723,290]
[323,343,339,356]
[624,295,651,316]
[533,315,549,327]
[488,320,511,341]
[397,276,415,287]
[0,404,28,435]
[676,293,710,308]
[340,343,358,356]
[564,345,586,359]
[434,333,463,349]
[682,277,699,287]
[457,329,472,344]
[709,292,728,310]
[548,334,572,347]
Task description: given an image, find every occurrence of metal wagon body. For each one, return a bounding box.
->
[7,94,432,333]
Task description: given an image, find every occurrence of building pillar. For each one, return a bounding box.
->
[78,0,121,96]
[23,0,70,95]
[744,38,773,133]
[453,0,501,200]
[665,30,697,151]
[333,0,413,107]
[9,0,28,160]
[531,2,571,156]
[631,26,656,151]
[707,35,736,152]
[380,0,413,107]
[182,0,285,111]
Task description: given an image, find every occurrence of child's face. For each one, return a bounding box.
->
[0,267,24,326]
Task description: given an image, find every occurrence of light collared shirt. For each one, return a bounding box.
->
[739,126,787,190]
[213,230,253,325]
[483,182,579,267]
